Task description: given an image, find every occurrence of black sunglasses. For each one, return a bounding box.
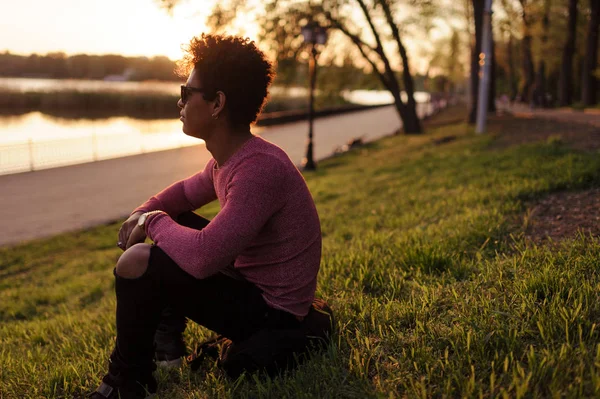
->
[180,85,205,104]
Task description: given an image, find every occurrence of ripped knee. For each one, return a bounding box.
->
[116,243,152,279]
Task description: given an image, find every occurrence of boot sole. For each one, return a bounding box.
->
[155,358,183,369]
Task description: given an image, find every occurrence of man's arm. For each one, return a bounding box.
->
[133,158,217,217]
[142,157,287,278]
[118,159,217,250]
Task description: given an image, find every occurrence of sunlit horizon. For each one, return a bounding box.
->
[2,0,450,73]
[1,0,259,61]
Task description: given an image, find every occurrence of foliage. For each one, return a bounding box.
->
[494,0,599,104]
[2,115,600,397]
[427,30,466,92]
[0,52,180,81]
[158,0,427,132]
[0,87,353,120]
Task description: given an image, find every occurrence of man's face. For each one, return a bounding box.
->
[178,68,214,140]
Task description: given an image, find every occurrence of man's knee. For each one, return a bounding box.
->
[116,243,152,279]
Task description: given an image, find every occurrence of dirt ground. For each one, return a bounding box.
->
[488,113,600,152]
[487,114,600,244]
[524,188,600,244]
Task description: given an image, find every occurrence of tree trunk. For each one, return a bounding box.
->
[535,63,547,107]
[376,64,420,135]
[582,0,600,106]
[397,40,422,134]
[558,0,578,106]
[397,100,421,133]
[330,16,421,134]
[469,0,483,124]
[519,0,535,103]
[375,0,422,134]
[534,0,550,107]
[488,31,496,112]
[507,35,518,100]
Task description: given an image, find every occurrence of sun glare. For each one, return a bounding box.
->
[115,2,212,61]
[0,0,221,61]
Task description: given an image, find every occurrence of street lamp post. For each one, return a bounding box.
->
[301,21,327,171]
[475,0,493,134]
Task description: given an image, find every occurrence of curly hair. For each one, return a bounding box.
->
[178,34,275,127]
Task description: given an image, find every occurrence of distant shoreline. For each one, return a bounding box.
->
[0,88,354,120]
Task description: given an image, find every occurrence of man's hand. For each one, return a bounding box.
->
[125,223,147,249]
[118,212,143,251]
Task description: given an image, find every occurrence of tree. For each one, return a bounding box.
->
[558,0,579,106]
[582,0,600,105]
[507,34,519,99]
[157,0,424,134]
[497,0,520,100]
[428,30,466,93]
[519,0,536,102]
[325,0,422,133]
[533,0,551,107]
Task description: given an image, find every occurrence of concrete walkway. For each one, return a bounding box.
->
[0,106,401,247]
[507,103,600,127]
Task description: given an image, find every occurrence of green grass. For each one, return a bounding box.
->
[2,120,600,398]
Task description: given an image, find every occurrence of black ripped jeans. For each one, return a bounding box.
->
[109,212,301,376]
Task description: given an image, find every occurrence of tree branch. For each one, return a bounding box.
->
[354,0,386,58]
[325,15,394,93]
[324,11,379,55]
[354,0,403,100]
[377,0,417,103]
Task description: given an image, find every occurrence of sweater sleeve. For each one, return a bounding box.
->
[133,158,217,218]
[144,156,287,279]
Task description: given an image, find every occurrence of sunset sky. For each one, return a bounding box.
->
[1,0,457,73]
[0,0,257,60]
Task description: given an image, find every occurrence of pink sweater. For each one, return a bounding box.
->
[134,136,321,316]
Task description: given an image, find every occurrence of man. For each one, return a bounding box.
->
[90,34,333,399]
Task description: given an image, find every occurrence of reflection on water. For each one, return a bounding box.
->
[0,112,265,175]
[0,113,204,174]
[0,77,406,102]
[0,77,419,175]
[0,77,311,98]
[1,112,189,144]
[342,90,430,105]
[0,77,179,95]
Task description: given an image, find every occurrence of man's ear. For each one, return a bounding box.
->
[212,91,226,119]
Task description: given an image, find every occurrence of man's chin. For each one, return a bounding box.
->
[182,128,201,140]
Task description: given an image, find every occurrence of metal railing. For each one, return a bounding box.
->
[0,131,197,175]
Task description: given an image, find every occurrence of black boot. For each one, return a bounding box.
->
[154,308,188,368]
[91,271,161,398]
[89,353,157,399]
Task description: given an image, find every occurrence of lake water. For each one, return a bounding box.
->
[0,78,429,175]
[0,77,315,97]
[0,113,213,174]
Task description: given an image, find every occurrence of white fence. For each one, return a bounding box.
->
[0,131,198,175]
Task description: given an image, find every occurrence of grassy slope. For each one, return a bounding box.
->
[1,120,600,398]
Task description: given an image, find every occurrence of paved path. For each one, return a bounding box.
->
[0,106,401,247]
[507,104,600,127]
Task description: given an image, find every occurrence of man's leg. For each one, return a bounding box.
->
[150,245,275,343]
[91,243,160,399]
[217,299,335,379]
[154,212,211,366]
[92,240,275,398]
[154,306,188,366]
